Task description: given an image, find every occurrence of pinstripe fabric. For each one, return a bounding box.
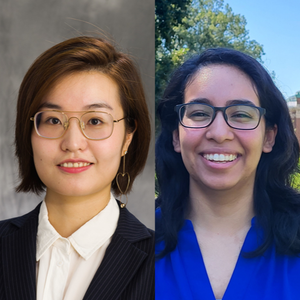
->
[0,204,40,300]
[0,202,154,300]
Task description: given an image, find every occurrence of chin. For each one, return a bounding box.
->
[46,184,98,198]
[197,176,241,192]
[56,190,90,198]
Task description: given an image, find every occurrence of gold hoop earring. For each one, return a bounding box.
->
[116,151,130,208]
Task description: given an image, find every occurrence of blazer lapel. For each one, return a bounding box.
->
[1,204,40,300]
[83,205,151,300]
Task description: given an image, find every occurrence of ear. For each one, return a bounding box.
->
[262,125,277,153]
[122,122,136,156]
[172,129,181,153]
[122,132,134,156]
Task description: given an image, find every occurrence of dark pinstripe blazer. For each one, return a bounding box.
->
[0,202,154,300]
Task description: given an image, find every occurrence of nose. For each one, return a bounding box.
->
[205,111,234,143]
[60,117,88,152]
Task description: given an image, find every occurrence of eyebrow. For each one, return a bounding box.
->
[188,98,256,106]
[188,98,211,105]
[39,102,114,111]
[39,103,62,110]
[83,103,113,110]
[226,99,256,106]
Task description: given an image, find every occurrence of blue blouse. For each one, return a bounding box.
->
[156,217,300,300]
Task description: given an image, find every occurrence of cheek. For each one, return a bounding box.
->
[31,134,55,167]
[177,130,205,171]
[91,134,124,163]
[179,128,205,151]
[31,134,41,162]
[237,130,266,157]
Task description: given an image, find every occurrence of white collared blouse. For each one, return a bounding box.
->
[36,194,119,300]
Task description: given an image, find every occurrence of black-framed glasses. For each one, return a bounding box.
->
[30,110,126,140]
[174,103,266,130]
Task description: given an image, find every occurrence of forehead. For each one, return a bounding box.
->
[40,71,122,112]
[184,65,259,106]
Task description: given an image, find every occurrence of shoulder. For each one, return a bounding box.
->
[0,203,41,237]
[155,207,161,218]
[114,205,154,273]
[116,204,154,249]
[112,205,154,299]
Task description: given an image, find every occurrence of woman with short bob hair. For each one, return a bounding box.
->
[156,48,300,299]
[16,36,150,196]
[0,36,153,300]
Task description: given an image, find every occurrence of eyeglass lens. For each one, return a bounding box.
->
[180,104,262,129]
[34,111,114,139]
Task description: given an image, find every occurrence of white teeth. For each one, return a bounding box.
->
[60,162,91,168]
[203,154,237,162]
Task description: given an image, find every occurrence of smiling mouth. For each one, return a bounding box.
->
[202,153,238,163]
[59,162,92,168]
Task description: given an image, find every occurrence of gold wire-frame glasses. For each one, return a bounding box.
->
[30,110,126,140]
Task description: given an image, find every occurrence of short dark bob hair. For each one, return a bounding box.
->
[15,36,151,196]
[156,47,300,258]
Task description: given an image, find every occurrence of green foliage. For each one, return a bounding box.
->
[155,0,192,51]
[155,0,265,132]
[292,171,300,190]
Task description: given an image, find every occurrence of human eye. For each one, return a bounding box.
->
[87,118,103,126]
[231,112,253,119]
[47,117,62,125]
[85,113,108,127]
[186,106,211,120]
[228,106,257,122]
[40,113,63,126]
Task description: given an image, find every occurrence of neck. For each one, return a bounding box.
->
[187,179,255,234]
[44,188,111,237]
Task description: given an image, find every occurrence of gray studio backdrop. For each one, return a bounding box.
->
[0,0,154,228]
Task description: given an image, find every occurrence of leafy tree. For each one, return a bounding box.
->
[155,0,192,51]
[155,0,265,130]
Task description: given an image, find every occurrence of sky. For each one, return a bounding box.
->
[224,0,300,99]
